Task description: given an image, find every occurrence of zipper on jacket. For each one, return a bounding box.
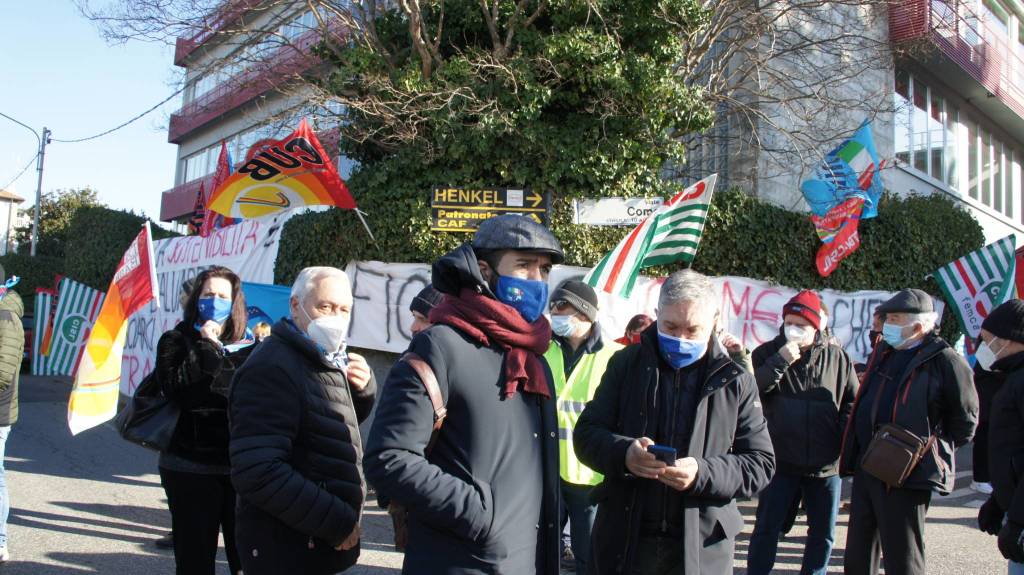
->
[617,363,653,573]
[662,369,682,533]
[309,480,327,550]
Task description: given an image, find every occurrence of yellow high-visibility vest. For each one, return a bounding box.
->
[544,338,623,486]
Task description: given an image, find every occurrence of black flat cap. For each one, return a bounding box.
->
[877,288,934,314]
[472,214,564,264]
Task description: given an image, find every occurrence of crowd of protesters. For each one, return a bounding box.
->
[38,213,1024,574]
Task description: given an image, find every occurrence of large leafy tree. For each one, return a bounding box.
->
[16,187,105,258]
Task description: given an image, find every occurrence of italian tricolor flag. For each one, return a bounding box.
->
[585,174,717,298]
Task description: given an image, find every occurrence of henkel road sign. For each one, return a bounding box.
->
[431,187,550,232]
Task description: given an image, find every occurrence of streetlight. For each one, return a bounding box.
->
[0,112,49,257]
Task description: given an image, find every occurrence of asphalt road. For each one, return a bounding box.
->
[0,374,1006,573]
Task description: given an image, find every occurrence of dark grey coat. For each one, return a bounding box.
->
[364,243,561,575]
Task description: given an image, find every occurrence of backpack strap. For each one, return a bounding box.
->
[402,352,446,454]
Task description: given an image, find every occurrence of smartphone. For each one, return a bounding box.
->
[646,444,677,465]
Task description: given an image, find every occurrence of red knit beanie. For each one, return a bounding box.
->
[783,290,822,331]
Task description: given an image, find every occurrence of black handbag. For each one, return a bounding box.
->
[114,371,180,452]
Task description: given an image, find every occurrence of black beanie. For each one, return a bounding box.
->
[551,280,599,322]
[410,285,444,316]
[981,299,1024,344]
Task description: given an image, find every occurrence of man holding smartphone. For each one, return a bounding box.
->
[574,269,775,574]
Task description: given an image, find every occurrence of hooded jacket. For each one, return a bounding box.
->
[839,333,978,494]
[0,291,24,426]
[574,325,775,574]
[987,352,1024,524]
[365,243,561,575]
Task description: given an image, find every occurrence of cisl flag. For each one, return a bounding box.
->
[68,223,160,435]
[933,235,1017,340]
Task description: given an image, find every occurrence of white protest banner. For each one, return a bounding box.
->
[120,213,292,394]
[345,261,938,362]
[573,197,665,226]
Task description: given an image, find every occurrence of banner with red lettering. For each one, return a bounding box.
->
[119,213,293,395]
[344,261,938,363]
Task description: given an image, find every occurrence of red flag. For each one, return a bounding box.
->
[1015,246,1024,299]
[200,141,237,237]
[815,201,864,277]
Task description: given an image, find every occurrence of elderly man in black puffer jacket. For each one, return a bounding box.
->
[230,266,376,575]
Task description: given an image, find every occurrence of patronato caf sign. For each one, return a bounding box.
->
[431,187,550,232]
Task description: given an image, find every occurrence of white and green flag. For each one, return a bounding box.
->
[933,234,1016,340]
[585,174,716,298]
[34,278,105,376]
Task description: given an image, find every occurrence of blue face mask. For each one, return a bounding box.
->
[881,322,908,349]
[495,275,549,323]
[198,296,232,325]
[657,330,708,369]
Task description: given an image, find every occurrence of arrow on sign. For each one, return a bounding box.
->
[528,191,544,208]
[529,213,542,224]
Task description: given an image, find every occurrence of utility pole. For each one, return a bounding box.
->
[30,127,50,257]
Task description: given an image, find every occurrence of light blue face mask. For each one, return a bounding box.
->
[882,322,909,349]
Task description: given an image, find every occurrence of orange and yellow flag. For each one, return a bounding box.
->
[68,223,159,435]
[206,119,357,219]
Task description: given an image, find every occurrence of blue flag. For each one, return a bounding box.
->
[800,121,884,219]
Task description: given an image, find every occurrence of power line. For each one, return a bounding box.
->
[51,85,186,143]
[0,153,38,193]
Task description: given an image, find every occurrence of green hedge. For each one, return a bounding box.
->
[64,207,178,291]
[275,189,984,342]
[0,252,66,313]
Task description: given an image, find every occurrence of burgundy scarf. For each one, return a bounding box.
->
[429,288,552,399]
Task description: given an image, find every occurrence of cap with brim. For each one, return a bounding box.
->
[472,214,564,264]
[876,288,934,314]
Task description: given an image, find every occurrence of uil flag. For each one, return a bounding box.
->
[933,235,1017,340]
[206,119,357,219]
[68,223,160,435]
[585,174,716,298]
[188,182,207,235]
[200,141,237,237]
[801,121,884,219]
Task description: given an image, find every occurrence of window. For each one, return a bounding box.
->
[982,0,1010,37]
[965,119,1021,219]
[968,118,979,199]
[892,71,958,188]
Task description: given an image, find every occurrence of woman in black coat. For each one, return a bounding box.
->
[156,266,248,575]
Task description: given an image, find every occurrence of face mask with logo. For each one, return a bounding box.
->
[975,338,1006,371]
[657,330,708,370]
[198,296,232,324]
[550,314,580,338]
[301,305,350,356]
[495,275,549,323]
[784,324,814,344]
[882,322,909,349]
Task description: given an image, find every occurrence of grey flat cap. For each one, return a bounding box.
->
[472,214,564,264]
[877,288,934,314]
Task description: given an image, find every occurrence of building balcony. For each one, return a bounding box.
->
[173,0,261,67]
[168,25,338,144]
[890,0,1024,131]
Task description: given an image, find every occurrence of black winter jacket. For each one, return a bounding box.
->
[229,319,376,575]
[156,321,241,466]
[987,352,1024,524]
[364,243,561,575]
[752,332,859,476]
[574,325,775,575]
[839,334,978,494]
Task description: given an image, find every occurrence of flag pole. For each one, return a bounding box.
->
[354,209,377,244]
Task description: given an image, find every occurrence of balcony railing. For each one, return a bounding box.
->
[174,0,262,66]
[168,25,340,144]
[890,0,1024,121]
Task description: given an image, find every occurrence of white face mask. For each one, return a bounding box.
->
[550,314,580,338]
[301,305,350,355]
[976,338,1006,371]
[784,324,814,344]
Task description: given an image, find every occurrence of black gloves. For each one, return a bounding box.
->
[998,521,1024,563]
[979,497,1004,536]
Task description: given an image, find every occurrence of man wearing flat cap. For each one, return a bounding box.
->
[542,280,621,574]
[841,288,978,575]
[366,215,563,574]
[975,300,1024,573]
